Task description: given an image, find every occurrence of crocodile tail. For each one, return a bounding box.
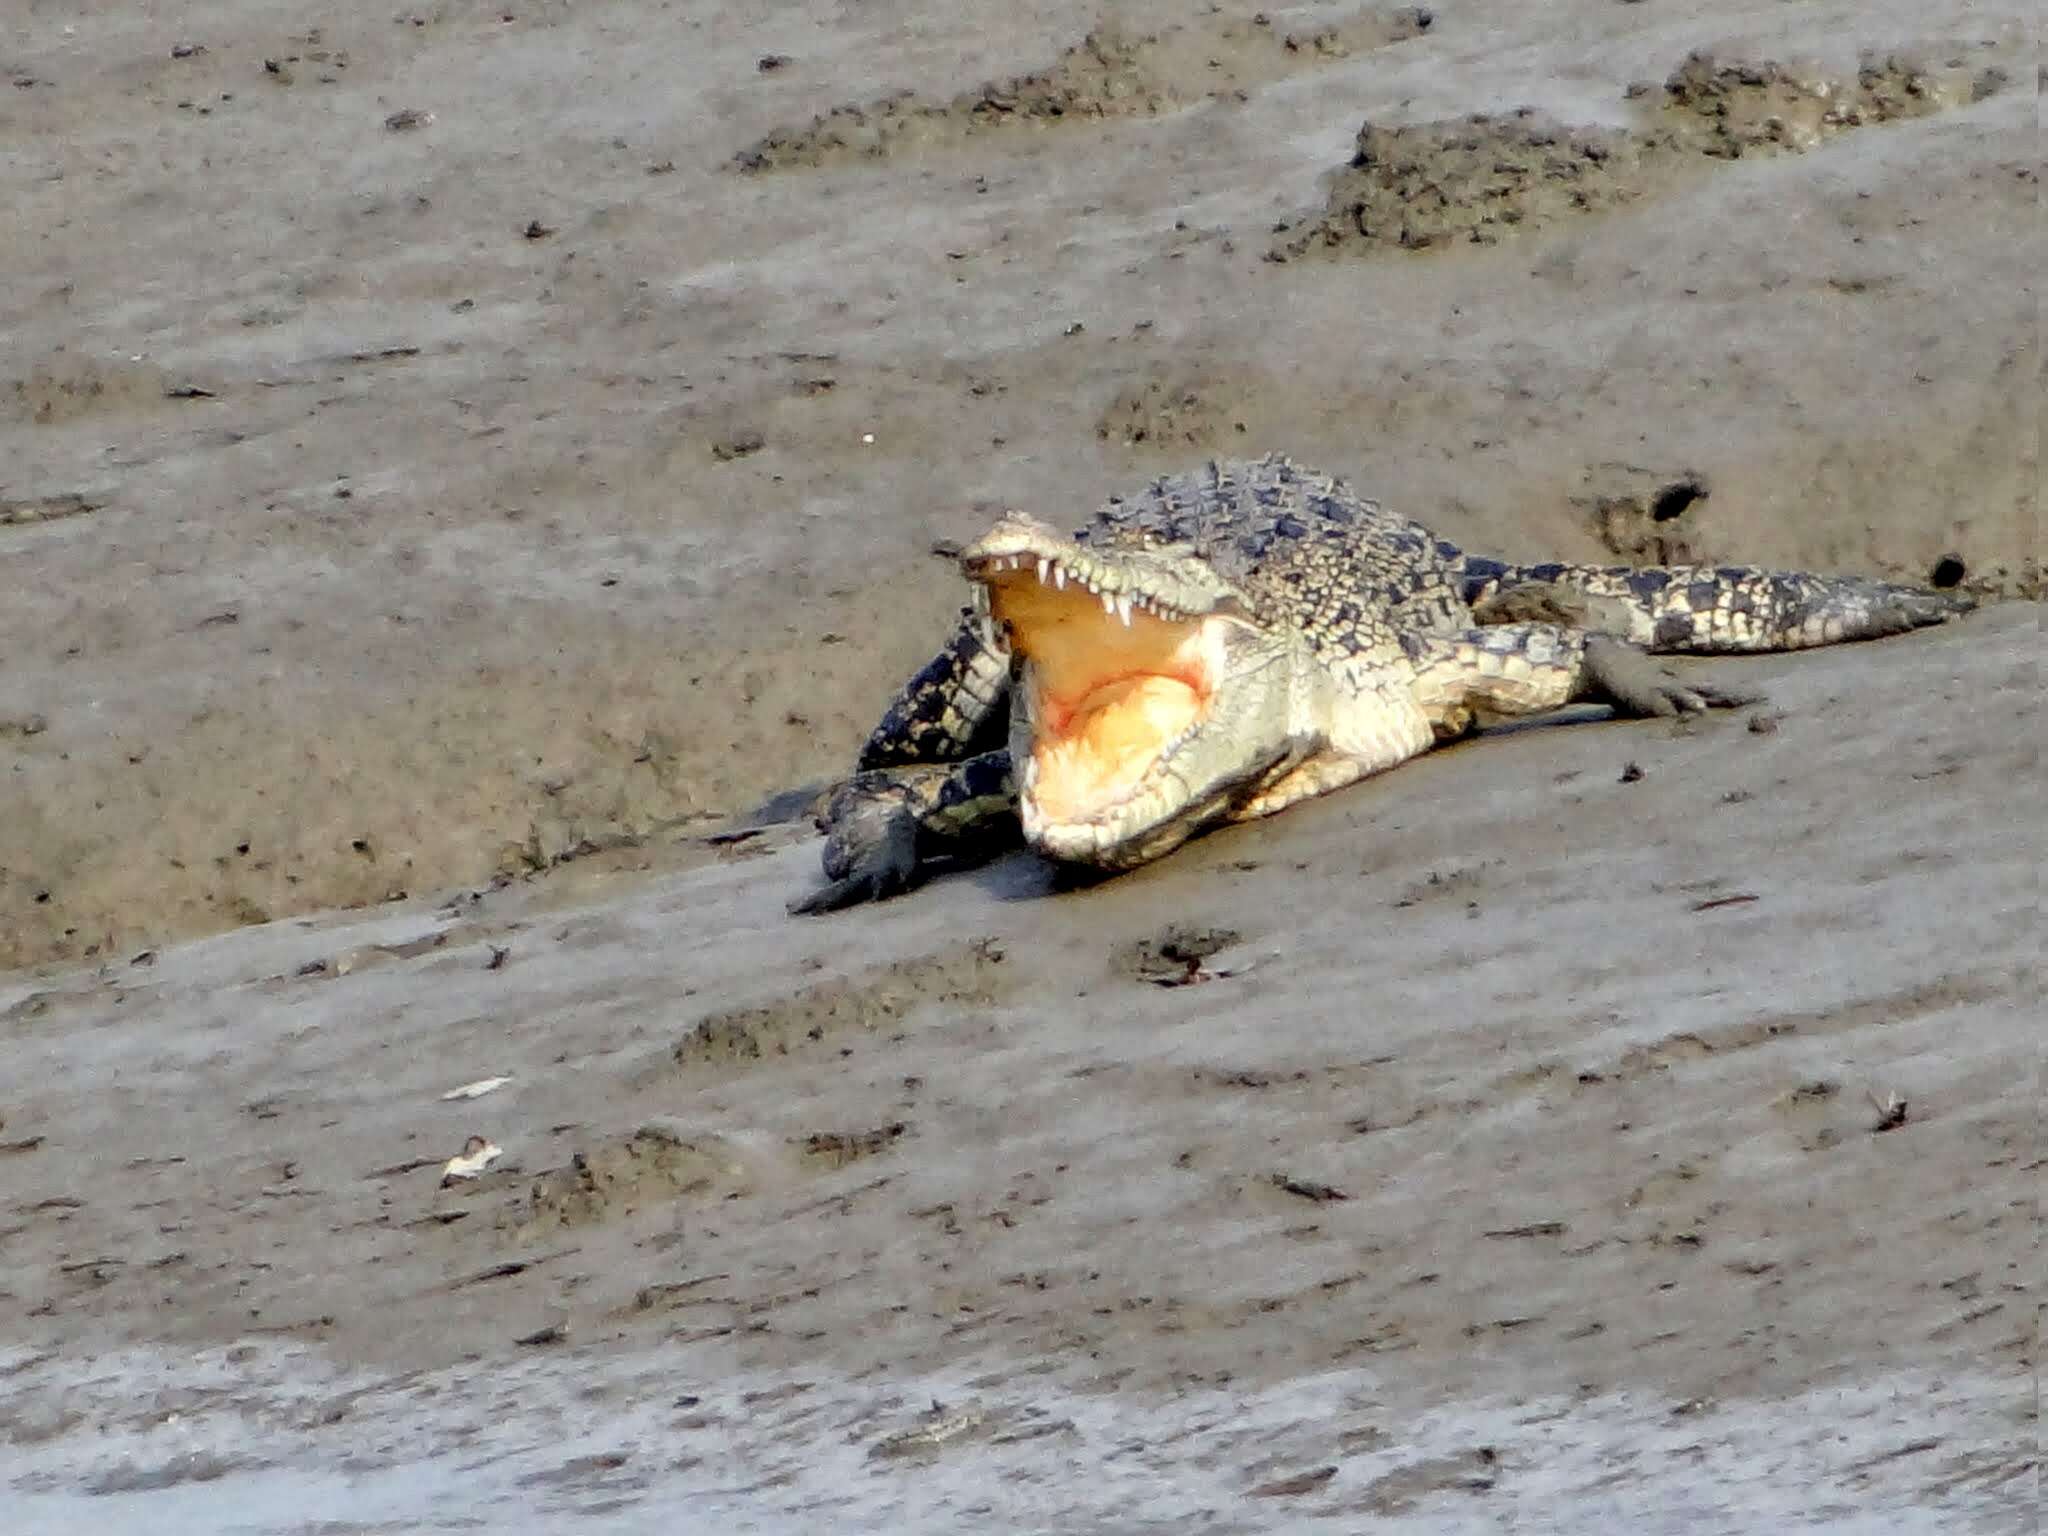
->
[1462,560,1974,655]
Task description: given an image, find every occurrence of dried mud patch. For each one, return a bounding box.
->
[1270,48,2002,258]
[731,10,1434,173]
[671,937,1011,1067]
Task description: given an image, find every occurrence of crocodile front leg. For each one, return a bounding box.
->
[790,750,1019,914]
[856,613,1011,768]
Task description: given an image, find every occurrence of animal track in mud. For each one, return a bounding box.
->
[1269,49,2002,259]
[730,10,1435,173]
[672,937,1010,1066]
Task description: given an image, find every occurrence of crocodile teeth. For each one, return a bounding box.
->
[1115,594,1132,626]
[1052,565,1067,590]
[1036,558,1049,583]
[1100,591,1116,615]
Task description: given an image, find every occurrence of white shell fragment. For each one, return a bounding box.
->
[441,1136,503,1184]
[439,1075,512,1101]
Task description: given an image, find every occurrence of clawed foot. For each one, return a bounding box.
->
[1581,635,1764,718]
[788,779,923,915]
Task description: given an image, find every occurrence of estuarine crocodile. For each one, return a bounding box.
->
[794,454,1971,913]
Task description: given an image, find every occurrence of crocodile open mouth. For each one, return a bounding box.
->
[973,555,1221,825]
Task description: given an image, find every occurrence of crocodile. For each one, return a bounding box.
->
[793,454,1972,913]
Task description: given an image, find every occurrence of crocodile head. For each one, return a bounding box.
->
[962,513,1317,868]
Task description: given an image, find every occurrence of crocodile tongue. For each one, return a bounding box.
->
[976,559,1220,824]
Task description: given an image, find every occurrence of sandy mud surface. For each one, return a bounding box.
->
[1,0,2040,1528]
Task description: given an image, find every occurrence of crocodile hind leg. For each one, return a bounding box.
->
[1464,562,1973,654]
[791,751,1019,914]
[1409,623,1759,735]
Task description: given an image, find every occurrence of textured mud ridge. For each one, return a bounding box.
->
[731,10,1434,173]
[1271,49,1999,257]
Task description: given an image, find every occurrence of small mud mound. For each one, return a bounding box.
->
[731,10,1434,173]
[1269,111,1655,257]
[1271,48,2002,259]
[518,1123,752,1234]
[673,937,1009,1065]
[1094,373,1248,453]
[1576,466,1714,564]
[1653,52,1985,158]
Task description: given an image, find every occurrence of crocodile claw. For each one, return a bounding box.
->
[1581,635,1763,718]
[789,787,923,915]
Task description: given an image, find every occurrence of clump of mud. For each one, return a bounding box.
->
[1652,51,1981,158]
[1271,48,1999,258]
[732,29,1168,172]
[519,1122,752,1233]
[1269,111,1654,257]
[731,11,1434,173]
[1117,924,1242,986]
[673,937,1009,1065]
